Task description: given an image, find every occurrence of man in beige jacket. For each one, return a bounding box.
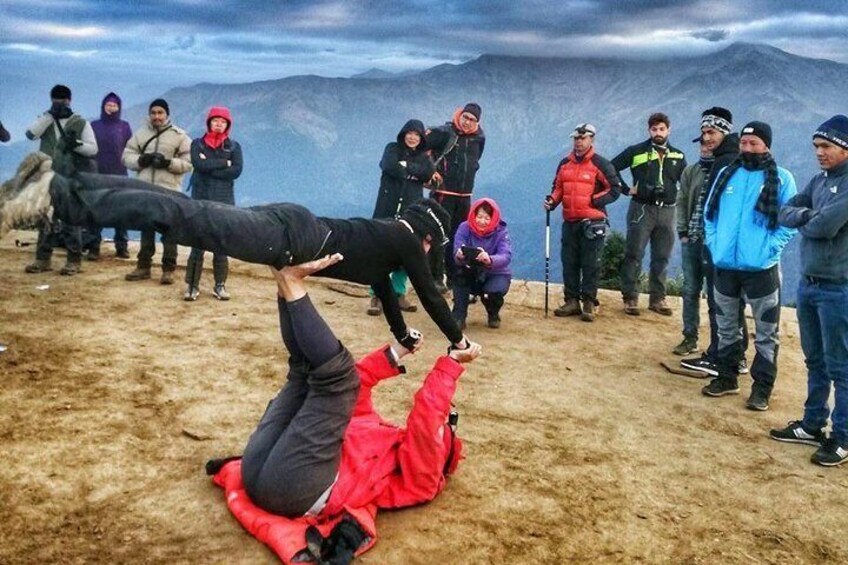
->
[122,98,192,284]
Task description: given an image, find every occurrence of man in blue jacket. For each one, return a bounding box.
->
[771,115,848,466]
[702,121,796,410]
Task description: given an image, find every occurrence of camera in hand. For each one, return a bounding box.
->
[461,246,482,260]
[649,184,666,203]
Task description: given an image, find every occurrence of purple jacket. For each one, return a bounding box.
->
[90,92,132,175]
[453,198,512,277]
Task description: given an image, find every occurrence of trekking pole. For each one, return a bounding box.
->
[545,209,551,318]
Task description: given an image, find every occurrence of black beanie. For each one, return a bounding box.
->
[401,199,451,247]
[149,98,170,115]
[814,114,848,150]
[50,84,72,100]
[740,121,772,148]
[462,103,482,121]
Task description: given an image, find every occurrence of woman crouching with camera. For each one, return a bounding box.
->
[451,198,512,329]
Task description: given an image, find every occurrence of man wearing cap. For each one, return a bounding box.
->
[612,112,687,316]
[426,102,486,292]
[771,115,848,466]
[677,108,749,375]
[543,123,622,321]
[23,84,98,276]
[122,98,192,284]
[701,121,796,411]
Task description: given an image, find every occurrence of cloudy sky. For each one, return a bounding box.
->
[1,0,847,135]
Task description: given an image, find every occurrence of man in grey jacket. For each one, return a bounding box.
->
[771,115,848,467]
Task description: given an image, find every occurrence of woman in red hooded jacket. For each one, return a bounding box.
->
[184,106,244,301]
[209,254,481,564]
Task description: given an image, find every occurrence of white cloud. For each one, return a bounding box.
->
[26,22,107,38]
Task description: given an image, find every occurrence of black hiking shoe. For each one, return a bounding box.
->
[745,388,770,411]
[673,336,698,356]
[681,354,718,376]
[811,438,848,467]
[701,377,740,397]
[769,421,825,447]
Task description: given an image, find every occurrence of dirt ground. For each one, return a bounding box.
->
[1,232,846,565]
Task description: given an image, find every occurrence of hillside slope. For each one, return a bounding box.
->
[0,234,845,564]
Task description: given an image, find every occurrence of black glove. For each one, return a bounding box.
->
[151,153,171,169]
[62,132,82,150]
[138,153,154,168]
[398,328,423,352]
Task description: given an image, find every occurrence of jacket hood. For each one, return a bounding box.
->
[396,119,427,150]
[100,92,123,120]
[206,106,233,132]
[714,132,740,159]
[468,197,502,237]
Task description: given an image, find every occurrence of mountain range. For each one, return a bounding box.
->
[4,42,846,302]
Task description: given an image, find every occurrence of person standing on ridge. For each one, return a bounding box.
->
[611,112,687,316]
[184,106,244,301]
[426,102,486,293]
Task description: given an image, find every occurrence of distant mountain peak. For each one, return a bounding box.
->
[351,68,396,79]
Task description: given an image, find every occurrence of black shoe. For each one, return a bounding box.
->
[681,354,718,377]
[116,248,130,259]
[701,377,740,397]
[769,421,825,447]
[745,388,770,411]
[487,314,501,329]
[811,438,848,467]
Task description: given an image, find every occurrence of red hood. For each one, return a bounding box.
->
[203,106,232,149]
[467,197,501,237]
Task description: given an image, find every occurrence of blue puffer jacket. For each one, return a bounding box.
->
[705,164,797,271]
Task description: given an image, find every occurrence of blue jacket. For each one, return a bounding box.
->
[778,160,848,282]
[453,198,512,277]
[705,164,797,271]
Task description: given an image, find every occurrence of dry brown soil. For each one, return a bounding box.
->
[1,233,846,564]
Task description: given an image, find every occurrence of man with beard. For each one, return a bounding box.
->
[771,115,848,466]
[612,112,687,316]
[701,122,796,411]
[677,108,750,377]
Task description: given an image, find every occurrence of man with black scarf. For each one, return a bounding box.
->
[679,108,750,375]
[701,121,797,411]
[23,84,98,276]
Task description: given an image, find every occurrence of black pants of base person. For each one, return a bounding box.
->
[714,265,781,397]
[240,296,359,517]
[561,220,605,303]
[50,173,327,269]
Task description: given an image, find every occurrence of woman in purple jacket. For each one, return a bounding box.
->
[452,198,512,329]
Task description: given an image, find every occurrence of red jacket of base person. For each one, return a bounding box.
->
[214,346,465,564]
[549,146,622,222]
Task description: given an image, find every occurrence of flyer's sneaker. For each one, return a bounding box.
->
[0,152,55,237]
[769,421,825,447]
[811,438,848,467]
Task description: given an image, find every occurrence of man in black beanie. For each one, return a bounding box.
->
[772,115,848,466]
[426,102,486,292]
[0,156,478,353]
[679,107,750,377]
[700,120,797,411]
[21,83,98,276]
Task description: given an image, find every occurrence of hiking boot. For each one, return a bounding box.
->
[769,421,825,447]
[24,259,53,273]
[811,438,848,467]
[701,377,740,397]
[213,283,230,301]
[745,388,770,411]
[86,249,101,262]
[554,298,581,317]
[125,267,151,281]
[184,285,200,302]
[648,298,673,316]
[0,152,55,238]
[115,248,131,259]
[487,313,501,329]
[680,354,718,376]
[160,270,175,285]
[673,336,698,356]
[738,358,749,374]
[397,294,418,312]
[623,298,640,316]
[580,299,596,322]
[59,261,81,276]
[367,297,382,316]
